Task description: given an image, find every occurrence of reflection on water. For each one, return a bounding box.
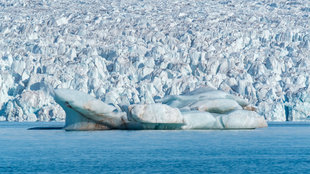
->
[0,122,310,173]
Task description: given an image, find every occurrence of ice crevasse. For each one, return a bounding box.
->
[53,88,267,130]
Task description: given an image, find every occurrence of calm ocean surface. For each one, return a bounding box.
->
[0,122,310,174]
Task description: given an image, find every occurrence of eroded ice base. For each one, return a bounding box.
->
[53,88,267,130]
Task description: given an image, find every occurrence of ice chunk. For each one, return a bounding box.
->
[162,88,248,109]
[221,110,268,129]
[128,103,184,124]
[54,89,127,129]
[182,110,267,129]
[182,111,219,129]
[189,98,242,113]
[60,102,109,131]
[56,17,68,26]
[0,116,6,121]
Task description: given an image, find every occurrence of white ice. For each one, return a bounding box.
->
[54,89,127,130]
[128,104,183,124]
[53,88,267,130]
[1,0,309,122]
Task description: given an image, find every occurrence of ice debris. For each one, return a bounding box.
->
[54,88,267,130]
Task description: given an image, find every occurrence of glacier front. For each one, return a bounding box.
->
[0,0,310,122]
[53,88,267,130]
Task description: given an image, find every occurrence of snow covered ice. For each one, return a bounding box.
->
[54,88,267,130]
[0,0,309,122]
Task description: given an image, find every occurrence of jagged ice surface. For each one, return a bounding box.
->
[0,0,309,121]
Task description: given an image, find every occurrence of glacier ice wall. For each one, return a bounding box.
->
[0,0,309,121]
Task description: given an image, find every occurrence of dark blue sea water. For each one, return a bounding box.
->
[0,122,310,174]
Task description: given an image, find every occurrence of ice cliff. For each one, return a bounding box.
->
[0,0,309,122]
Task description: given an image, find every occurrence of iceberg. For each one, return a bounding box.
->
[53,88,267,130]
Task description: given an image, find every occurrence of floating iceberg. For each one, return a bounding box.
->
[53,88,267,130]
